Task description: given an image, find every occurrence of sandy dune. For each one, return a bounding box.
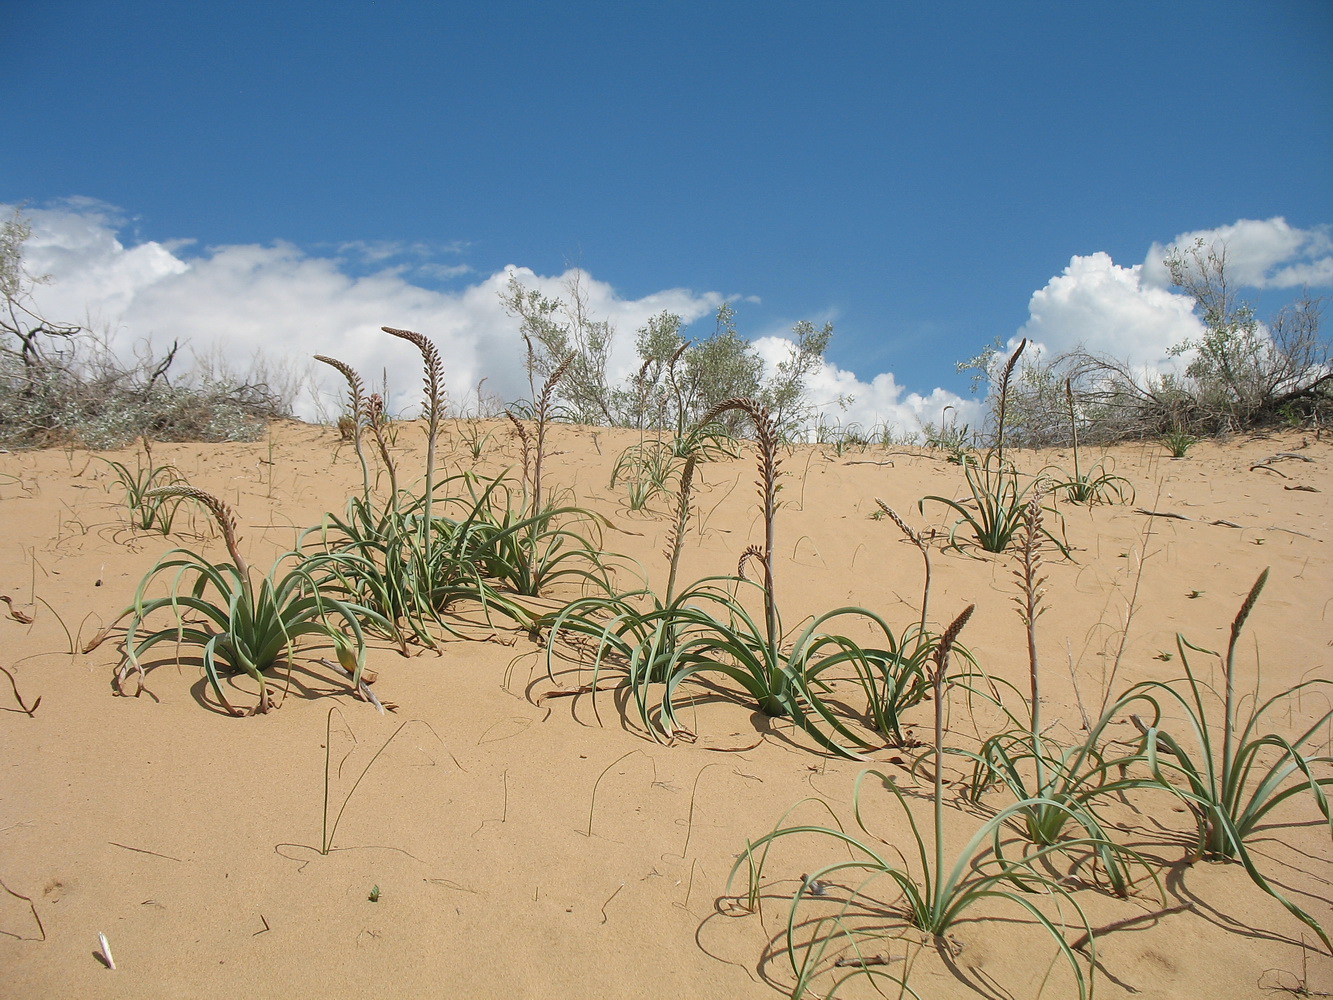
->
[2,420,1329,998]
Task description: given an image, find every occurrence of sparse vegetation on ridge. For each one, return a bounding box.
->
[1,209,292,449]
[960,240,1330,449]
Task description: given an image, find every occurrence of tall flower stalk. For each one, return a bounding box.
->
[384,326,446,561]
[315,355,372,501]
[930,603,975,906]
[701,397,782,668]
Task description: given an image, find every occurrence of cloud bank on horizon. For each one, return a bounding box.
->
[9,200,1331,437]
[1009,218,1332,386]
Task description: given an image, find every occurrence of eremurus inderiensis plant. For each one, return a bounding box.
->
[119,486,388,715]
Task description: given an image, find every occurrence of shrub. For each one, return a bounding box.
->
[0,351,290,449]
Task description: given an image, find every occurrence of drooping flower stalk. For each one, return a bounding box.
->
[315,355,372,500]
[384,327,446,557]
[146,486,249,582]
[876,498,931,639]
[700,397,782,657]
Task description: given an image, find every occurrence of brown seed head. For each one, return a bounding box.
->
[144,486,247,577]
[383,327,446,422]
[737,544,766,582]
[315,355,366,427]
[701,397,781,501]
[542,353,575,404]
[1231,567,1269,644]
[936,604,976,665]
[506,410,531,448]
[874,498,925,552]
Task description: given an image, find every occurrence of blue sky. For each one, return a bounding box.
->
[3,1,1331,429]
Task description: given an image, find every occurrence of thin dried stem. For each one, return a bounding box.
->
[1097,496,1158,716]
[1,664,40,716]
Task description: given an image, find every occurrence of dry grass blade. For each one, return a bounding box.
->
[1,594,34,623]
[0,878,45,941]
[81,624,115,653]
[1,663,40,716]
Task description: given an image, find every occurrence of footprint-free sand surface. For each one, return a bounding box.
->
[2,420,1329,998]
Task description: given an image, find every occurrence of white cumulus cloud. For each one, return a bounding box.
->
[1008,218,1332,387]
[9,201,723,421]
[1015,251,1205,371]
[1141,217,1333,290]
[11,201,1324,441]
[7,199,977,436]
[751,336,980,441]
